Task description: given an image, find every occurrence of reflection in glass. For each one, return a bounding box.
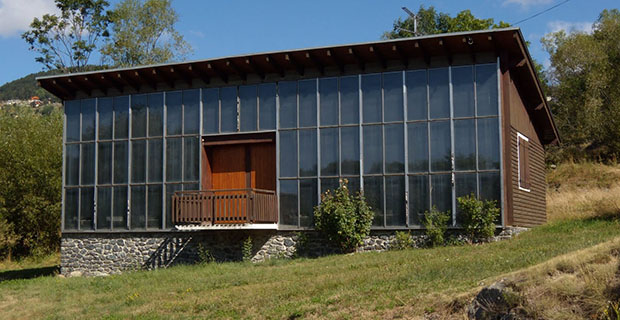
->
[279,81,297,128]
[362,74,381,123]
[131,186,146,229]
[165,184,181,229]
[429,68,449,119]
[455,173,477,225]
[452,66,475,117]
[279,131,297,177]
[148,93,163,137]
[240,85,257,131]
[385,124,404,173]
[80,187,94,230]
[430,121,451,172]
[300,179,317,227]
[203,88,219,134]
[81,143,95,185]
[81,99,96,141]
[113,141,128,184]
[131,140,146,183]
[340,127,359,175]
[454,119,476,170]
[65,100,80,142]
[319,78,338,126]
[131,94,147,138]
[98,142,112,184]
[65,144,79,186]
[431,174,452,220]
[299,79,317,127]
[64,188,79,229]
[480,172,500,203]
[409,175,429,226]
[148,139,163,182]
[383,72,403,122]
[476,64,498,116]
[113,186,127,229]
[184,137,199,181]
[320,128,338,176]
[220,87,237,132]
[259,83,276,130]
[183,89,200,134]
[340,76,359,124]
[97,187,111,230]
[408,122,428,173]
[114,96,129,139]
[98,98,113,140]
[406,70,427,121]
[279,180,298,226]
[166,137,182,182]
[299,129,317,177]
[166,91,182,135]
[385,176,406,226]
[148,185,163,228]
[364,176,384,226]
[478,118,500,169]
[363,125,382,174]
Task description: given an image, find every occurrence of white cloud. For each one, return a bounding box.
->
[0,0,58,37]
[547,20,593,34]
[503,0,554,8]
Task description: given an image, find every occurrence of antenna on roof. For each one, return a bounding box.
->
[401,7,418,36]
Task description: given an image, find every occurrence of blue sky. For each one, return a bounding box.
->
[0,0,617,86]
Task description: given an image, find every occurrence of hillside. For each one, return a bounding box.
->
[0,70,61,102]
[0,162,619,319]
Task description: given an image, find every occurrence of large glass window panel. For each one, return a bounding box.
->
[80,187,94,230]
[183,183,199,191]
[97,142,112,184]
[220,86,237,132]
[408,122,428,173]
[320,128,338,176]
[166,137,182,182]
[340,76,359,124]
[202,88,219,134]
[166,91,182,135]
[385,124,404,173]
[299,129,317,177]
[479,172,501,204]
[81,143,95,185]
[455,173,477,225]
[148,185,163,228]
[258,83,276,130]
[279,131,297,178]
[113,141,128,184]
[165,184,182,229]
[431,174,452,220]
[406,70,428,121]
[300,179,317,227]
[320,178,339,195]
[97,187,111,230]
[478,118,500,170]
[362,74,381,123]
[130,186,146,229]
[98,97,113,140]
[65,144,79,186]
[364,176,384,226]
[131,140,146,183]
[345,177,361,195]
[183,89,200,134]
[64,188,79,229]
[114,96,129,139]
[363,125,383,174]
[113,186,128,229]
[131,94,147,138]
[452,65,475,117]
[184,137,199,181]
[319,78,338,126]
[279,180,298,226]
[476,64,499,116]
[279,81,297,129]
[454,119,476,170]
[409,175,429,226]
[340,126,360,175]
[385,176,406,226]
[430,121,451,172]
[148,139,163,183]
[239,85,257,132]
[383,72,404,122]
[429,68,450,119]
[299,79,317,127]
[65,100,80,142]
[81,99,96,141]
[148,93,163,137]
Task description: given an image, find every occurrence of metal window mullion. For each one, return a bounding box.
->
[358,74,364,191]
[275,83,281,228]
[449,66,456,227]
[316,78,321,205]
[93,98,99,230]
[337,77,342,178]
[256,85,260,131]
[199,89,203,193]
[474,65,480,198]
[426,67,432,214]
[296,80,301,228]
[61,101,67,231]
[127,95,132,230]
[381,73,386,228]
[402,70,409,227]
[110,104,115,230]
[77,100,82,231]
[496,57,505,227]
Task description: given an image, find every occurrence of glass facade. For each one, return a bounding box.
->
[63,62,501,231]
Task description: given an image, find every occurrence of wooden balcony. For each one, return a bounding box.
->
[172,189,277,226]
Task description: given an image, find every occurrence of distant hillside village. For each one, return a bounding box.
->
[1,96,53,108]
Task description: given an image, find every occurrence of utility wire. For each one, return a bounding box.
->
[511,0,571,25]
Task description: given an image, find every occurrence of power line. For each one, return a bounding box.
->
[511,0,572,25]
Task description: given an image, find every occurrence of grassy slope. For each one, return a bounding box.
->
[0,162,619,319]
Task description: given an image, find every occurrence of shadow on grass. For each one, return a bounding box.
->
[0,266,59,282]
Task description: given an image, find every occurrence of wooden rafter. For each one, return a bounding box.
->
[415,41,430,66]
[326,49,345,74]
[265,55,285,77]
[245,57,265,80]
[305,51,324,75]
[208,63,228,83]
[348,47,365,71]
[369,45,387,69]
[191,63,210,85]
[438,38,452,64]
[134,70,157,90]
[391,44,409,67]
[285,54,304,76]
[116,72,140,91]
[226,59,247,81]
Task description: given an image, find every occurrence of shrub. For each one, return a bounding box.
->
[423,207,450,247]
[313,179,373,253]
[197,243,214,264]
[242,236,253,262]
[392,231,414,250]
[458,194,500,242]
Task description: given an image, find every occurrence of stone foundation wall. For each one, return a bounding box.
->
[61,227,527,276]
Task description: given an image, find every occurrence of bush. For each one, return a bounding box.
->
[242,236,253,262]
[313,179,373,253]
[392,231,414,250]
[423,207,450,247]
[457,194,500,242]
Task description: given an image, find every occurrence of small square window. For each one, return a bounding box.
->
[517,133,530,192]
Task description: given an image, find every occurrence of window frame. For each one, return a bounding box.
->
[517,132,531,192]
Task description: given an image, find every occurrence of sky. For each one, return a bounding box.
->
[0,0,617,86]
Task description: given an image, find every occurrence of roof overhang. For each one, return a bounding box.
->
[37,27,559,145]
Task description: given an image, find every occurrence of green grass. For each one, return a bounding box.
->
[1,216,619,319]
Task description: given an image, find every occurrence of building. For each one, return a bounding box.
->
[38,27,559,275]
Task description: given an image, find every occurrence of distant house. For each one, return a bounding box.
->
[29,96,42,107]
[39,27,558,275]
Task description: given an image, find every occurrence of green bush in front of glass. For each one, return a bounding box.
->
[457,194,500,242]
[313,179,373,253]
[423,207,450,247]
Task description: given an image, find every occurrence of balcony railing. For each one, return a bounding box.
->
[172,189,277,225]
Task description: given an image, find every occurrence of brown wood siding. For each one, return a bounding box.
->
[250,143,276,191]
[210,144,247,190]
[510,128,546,226]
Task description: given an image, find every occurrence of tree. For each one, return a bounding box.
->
[542,9,620,161]
[383,5,509,39]
[100,0,192,67]
[22,0,110,73]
